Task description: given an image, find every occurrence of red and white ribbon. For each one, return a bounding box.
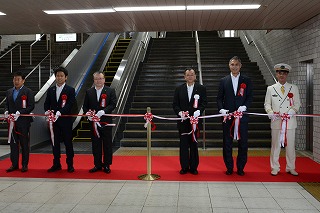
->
[7,114,15,143]
[230,111,243,140]
[100,94,107,107]
[61,94,67,108]
[46,110,56,146]
[21,95,27,108]
[86,110,101,138]
[279,113,290,147]
[193,94,199,108]
[144,112,156,130]
[181,116,199,142]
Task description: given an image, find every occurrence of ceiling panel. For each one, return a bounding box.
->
[0,0,319,34]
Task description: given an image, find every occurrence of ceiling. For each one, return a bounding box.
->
[0,0,319,35]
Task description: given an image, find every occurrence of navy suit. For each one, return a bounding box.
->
[217,74,253,172]
[5,86,34,168]
[173,82,207,171]
[44,84,76,167]
[83,86,117,168]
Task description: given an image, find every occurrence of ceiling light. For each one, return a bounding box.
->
[114,6,186,12]
[187,5,261,10]
[0,12,6,15]
[43,8,115,14]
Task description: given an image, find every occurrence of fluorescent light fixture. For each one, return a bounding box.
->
[43,8,115,14]
[187,4,261,10]
[0,12,6,15]
[114,6,186,12]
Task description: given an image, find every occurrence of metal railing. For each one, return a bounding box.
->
[242,31,277,83]
[194,31,206,149]
[30,34,47,65]
[0,43,22,73]
[0,53,51,107]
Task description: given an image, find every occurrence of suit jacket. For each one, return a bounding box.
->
[217,73,253,122]
[44,84,76,123]
[173,82,207,132]
[83,85,117,124]
[5,85,35,127]
[264,82,301,129]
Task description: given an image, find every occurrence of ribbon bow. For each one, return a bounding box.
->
[279,113,291,147]
[46,110,56,146]
[87,110,101,138]
[144,112,156,130]
[189,116,200,142]
[230,111,243,140]
[7,114,15,143]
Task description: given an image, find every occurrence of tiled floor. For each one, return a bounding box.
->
[0,145,319,213]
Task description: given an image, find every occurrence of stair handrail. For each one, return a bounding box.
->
[30,34,47,65]
[195,31,206,149]
[0,53,51,107]
[242,31,277,83]
[25,53,51,90]
[0,43,22,73]
[110,32,151,141]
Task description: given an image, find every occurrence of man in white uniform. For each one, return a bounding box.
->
[264,63,301,176]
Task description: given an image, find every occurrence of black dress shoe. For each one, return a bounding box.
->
[104,166,111,174]
[67,166,75,173]
[21,166,28,172]
[190,170,198,175]
[6,166,18,173]
[179,169,188,174]
[89,167,102,173]
[226,169,233,175]
[237,170,245,176]
[47,165,62,173]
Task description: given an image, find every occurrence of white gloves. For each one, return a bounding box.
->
[178,111,188,121]
[237,106,247,112]
[219,109,229,115]
[193,110,200,118]
[287,109,296,115]
[4,111,8,118]
[44,111,50,116]
[267,112,277,121]
[96,110,105,118]
[14,111,20,121]
[55,111,61,120]
[287,109,296,117]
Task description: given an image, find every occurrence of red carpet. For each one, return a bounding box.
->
[0,154,319,182]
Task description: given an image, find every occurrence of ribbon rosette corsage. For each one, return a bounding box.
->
[61,94,67,108]
[193,94,199,108]
[21,95,27,108]
[287,92,294,106]
[100,94,107,107]
[238,83,246,97]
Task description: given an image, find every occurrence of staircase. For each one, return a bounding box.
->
[72,38,131,143]
[119,31,271,148]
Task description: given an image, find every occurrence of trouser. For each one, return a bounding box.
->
[270,129,296,171]
[52,121,74,167]
[222,119,248,171]
[91,126,113,168]
[10,125,30,167]
[179,132,199,171]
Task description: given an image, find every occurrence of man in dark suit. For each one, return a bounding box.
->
[217,56,253,176]
[5,71,35,172]
[173,68,207,175]
[44,67,76,173]
[83,71,117,174]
